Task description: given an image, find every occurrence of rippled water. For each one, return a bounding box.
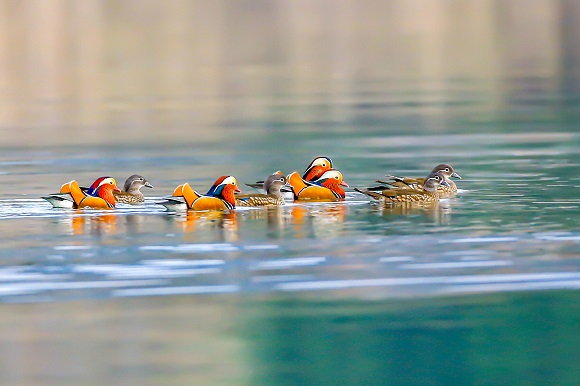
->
[1,80,580,384]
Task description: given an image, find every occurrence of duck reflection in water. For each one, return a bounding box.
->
[60,211,119,235]
[290,204,348,238]
[172,211,238,242]
[239,204,348,239]
[378,200,453,225]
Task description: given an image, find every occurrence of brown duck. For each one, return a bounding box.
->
[376,164,461,196]
[236,172,293,207]
[114,174,153,204]
[355,172,449,203]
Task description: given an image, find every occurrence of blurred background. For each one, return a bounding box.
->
[2,0,580,146]
[1,1,580,385]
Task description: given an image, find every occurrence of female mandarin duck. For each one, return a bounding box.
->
[237,172,293,207]
[245,156,333,190]
[376,164,461,196]
[161,175,240,211]
[114,174,153,204]
[355,171,449,204]
[288,169,348,201]
[43,177,121,209]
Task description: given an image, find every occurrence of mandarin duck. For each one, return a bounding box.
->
[245,156,333,190]
[302,156,333,181]
[160,175,240,211]
[376,164,461,196]
[236,172,293,207]
[42,177,121,209]
[355,171,449,204]
[114,174,153,204]
[288,169,348,201]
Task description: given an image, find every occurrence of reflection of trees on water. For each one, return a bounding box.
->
[2,1,580,145]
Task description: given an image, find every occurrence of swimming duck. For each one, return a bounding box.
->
[301,156,333,181]
[43,177,121,209]
[355,172,449,203]
[376,164,461,195]
[288,169,348,201]
[245,156,333,190]
[160,175,240,211]
[237,172,293,207]
[114,174,153,204]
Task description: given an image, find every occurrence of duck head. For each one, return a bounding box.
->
[313,169,349,198]
[123,174,153,193]
[88,177,121,207]
[207,176,241,207]
[302,156,333,181]
[423,172,450,192]
[431,164,461,180]
[263,172,292,197]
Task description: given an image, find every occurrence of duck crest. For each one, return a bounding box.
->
[206,175,229,196]
[87,176,108,196]
[302,156,333,181]
[206,176,239,209]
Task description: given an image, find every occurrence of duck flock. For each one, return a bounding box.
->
[42,157,461,211]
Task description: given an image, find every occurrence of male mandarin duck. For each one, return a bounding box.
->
[114,174,153,204]
[43,177,121,209]
[355,171,449,204]
[237,172,293,207]
[160,175,240,211]
[376,164,461,196]
[302,156,333,181]
[245,156,334,190]
[288,169,348,201]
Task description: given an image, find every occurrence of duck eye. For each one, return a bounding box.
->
[445,168,449,172]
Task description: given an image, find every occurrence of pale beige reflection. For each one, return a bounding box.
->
[0,296,248,385]
[1,0,579,145]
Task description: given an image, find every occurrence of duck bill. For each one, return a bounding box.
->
[235,187,241,193]
[450,172,461,179]
[144,182,154,188]
[114,186,122,192]
[440,180,450,187]
[340,181,349,187]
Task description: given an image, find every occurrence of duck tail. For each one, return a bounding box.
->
[180,183,201,208]
[60,180,86,206]
[354,187,386,201]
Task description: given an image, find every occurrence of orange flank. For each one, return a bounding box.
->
[287,170,347,201]
[59,179,120,209]
[166,176,240,211]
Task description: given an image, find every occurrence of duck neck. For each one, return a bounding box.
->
[324,182,345,199]
[127,186,144,198]
[98,187,117,207]
[220,186,237,207]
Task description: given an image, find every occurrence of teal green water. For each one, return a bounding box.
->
[1,78,579,384]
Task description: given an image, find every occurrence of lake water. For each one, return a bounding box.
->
[2,1,580,383]
[1,76,579,385]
